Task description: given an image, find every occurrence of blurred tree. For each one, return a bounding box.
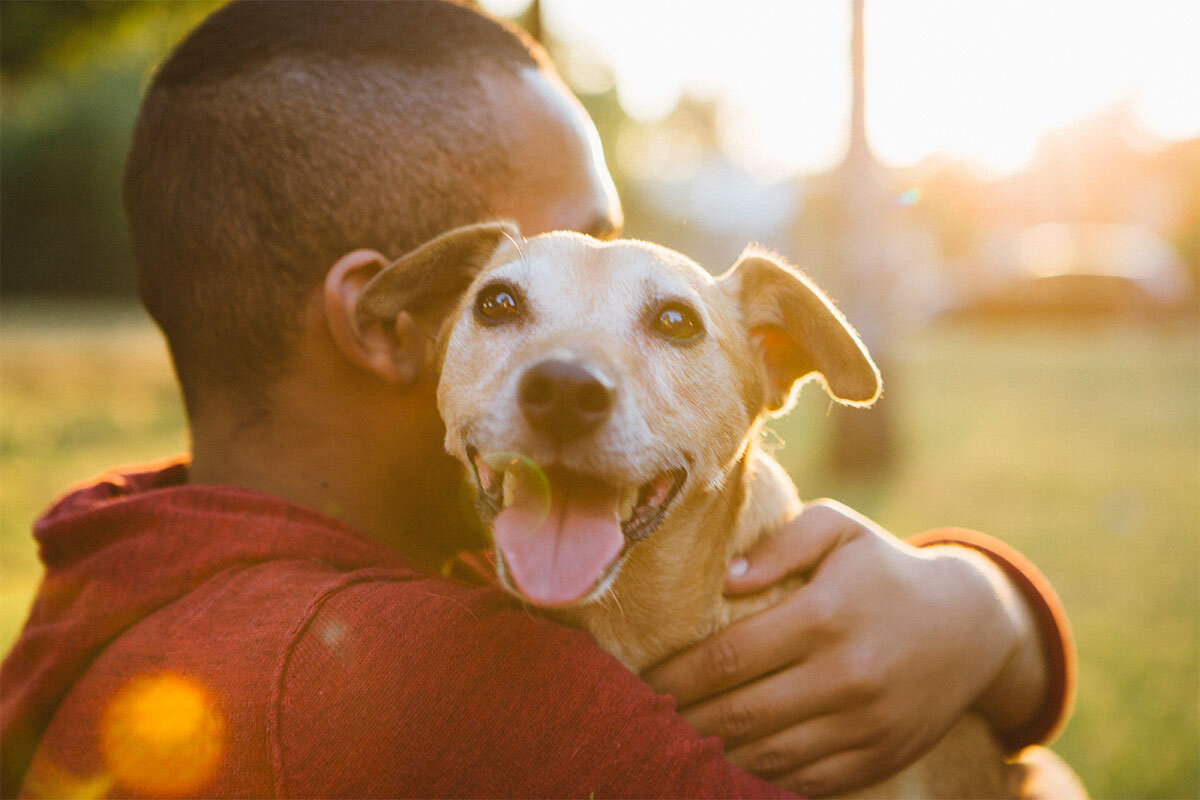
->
[827,0,896,474]
[1,1,138,77]
[1,1,216,298]
[1,68,142,295]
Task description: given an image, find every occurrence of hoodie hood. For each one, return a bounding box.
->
[0,459,407,798]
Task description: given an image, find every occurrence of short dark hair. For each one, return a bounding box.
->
[123,0,551,414]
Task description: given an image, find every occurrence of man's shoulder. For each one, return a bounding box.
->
[274,577,790,799]
[274,577,690,798]
[27,563,515,798]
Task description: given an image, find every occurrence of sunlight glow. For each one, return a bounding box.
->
[485,0,1200,178]
[537,1,850,177]
[865,0,1200,175]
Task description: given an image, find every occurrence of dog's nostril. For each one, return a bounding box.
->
[576,381,612,414]
[519,373,553,407]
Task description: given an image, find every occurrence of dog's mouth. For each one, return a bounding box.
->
[468,447,687,608]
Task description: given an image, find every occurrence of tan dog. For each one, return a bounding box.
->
[357,222,1046,798]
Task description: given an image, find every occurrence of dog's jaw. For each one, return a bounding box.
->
[574,446,805,673]
[465,447,690,608]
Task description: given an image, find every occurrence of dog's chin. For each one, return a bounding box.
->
[465,446,688,608]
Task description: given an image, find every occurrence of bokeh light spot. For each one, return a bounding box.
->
[100,672,224,796]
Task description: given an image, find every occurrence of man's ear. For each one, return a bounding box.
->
[718,248,881,415]
[324,249,423,386]
[324,221,520,385]
[356,220,521,333]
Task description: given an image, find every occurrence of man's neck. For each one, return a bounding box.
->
[188,392,474,573]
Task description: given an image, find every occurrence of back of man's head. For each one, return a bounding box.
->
[124,0,550,416]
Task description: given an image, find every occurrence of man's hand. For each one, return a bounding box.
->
[642,500,1047,797]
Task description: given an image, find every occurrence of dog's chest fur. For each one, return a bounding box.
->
[552,444,1013,800]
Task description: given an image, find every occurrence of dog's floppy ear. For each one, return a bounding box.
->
[356,220,521,334]
[719,248,880,415]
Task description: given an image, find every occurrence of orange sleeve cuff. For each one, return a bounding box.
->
[908,528,1076,752]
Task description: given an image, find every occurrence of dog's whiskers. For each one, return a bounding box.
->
[604,585,626,621]
[499,227,527,265]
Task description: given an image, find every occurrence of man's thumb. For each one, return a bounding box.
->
[724,500,858,595]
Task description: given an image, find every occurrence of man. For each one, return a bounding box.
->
[0,2,1072,797]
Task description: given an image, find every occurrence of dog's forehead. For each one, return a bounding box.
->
[484,233,714,301]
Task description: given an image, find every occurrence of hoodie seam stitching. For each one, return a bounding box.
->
[268,573,420,799]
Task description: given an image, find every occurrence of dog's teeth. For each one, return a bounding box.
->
[618,486,638,521]
[502,467,518,508]
[475,455,497,492]
[648,474,675,507]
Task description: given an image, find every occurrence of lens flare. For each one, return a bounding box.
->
[22,756,112,800]
[100,672,224,796]
[480,451,552,527]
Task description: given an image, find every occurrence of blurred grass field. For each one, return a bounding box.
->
[1,301,1197,798]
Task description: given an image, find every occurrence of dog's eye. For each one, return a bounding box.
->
[651,303,703,343]
[475,283,523,324]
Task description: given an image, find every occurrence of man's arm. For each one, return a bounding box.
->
[643,501,1074,797]
[907,526,1074,750]
[274,577,794,799]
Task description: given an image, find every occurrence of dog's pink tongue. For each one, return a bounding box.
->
[494,469,623,607]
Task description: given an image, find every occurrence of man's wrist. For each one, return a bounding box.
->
[950,547,1048,735]
[909,528,1075,751]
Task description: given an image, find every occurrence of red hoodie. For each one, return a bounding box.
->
[1,462,1072,798]
[1,460,793,798]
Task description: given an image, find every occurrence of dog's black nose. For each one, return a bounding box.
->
[519,359,614,441]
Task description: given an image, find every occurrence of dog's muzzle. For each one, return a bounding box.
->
[467,448,688,607]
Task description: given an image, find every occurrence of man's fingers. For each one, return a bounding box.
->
[642,593,820,706]
[724,499,868,595]
[724,712,875,783]
[678,660,852,748]
[776,746,896,798]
